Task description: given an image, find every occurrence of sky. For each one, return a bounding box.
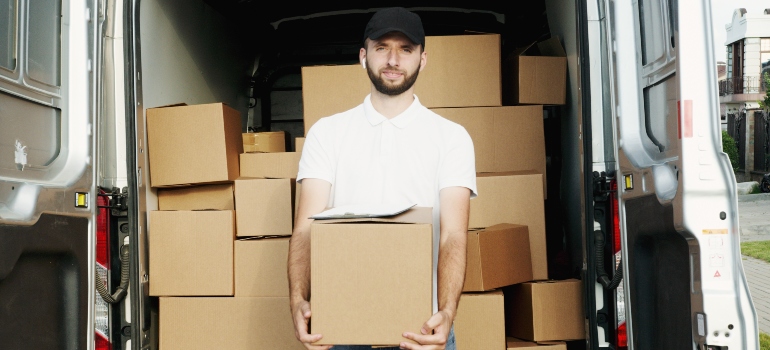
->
[710,0,767,62]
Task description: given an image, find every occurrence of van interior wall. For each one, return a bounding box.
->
[139,0,253,125]
[544,0,585,278]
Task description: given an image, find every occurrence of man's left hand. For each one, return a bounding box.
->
[399,310,453,349]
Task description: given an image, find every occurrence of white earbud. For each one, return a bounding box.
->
[362,60,366,69]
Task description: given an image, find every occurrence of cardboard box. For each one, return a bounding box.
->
[454,290,506,350]
[503,37,567,105]
[295,137,305,153]
[310,207,433,345]
[471,171,547,280]
[464,224,532,292]
[433,105,546,195]
[504,279,584,341]
[240,152,301,179]
[242,131,286,153]
[507,338,567,350]
[146,103,242,187]
[149,210,234,296]
[234,177,294,237]
[159,297,303,350]
[235,237,289,297]
[157,183,234,210]
[301,34,501,134]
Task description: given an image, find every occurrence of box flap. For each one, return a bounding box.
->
[312,206,432,225]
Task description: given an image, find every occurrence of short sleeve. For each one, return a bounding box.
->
[297,120,334,185]
[438,127,478,198]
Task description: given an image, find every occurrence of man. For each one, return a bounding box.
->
[289,7,476,350]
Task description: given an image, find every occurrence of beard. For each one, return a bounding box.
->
[366,60,421,96]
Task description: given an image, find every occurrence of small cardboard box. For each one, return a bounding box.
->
[146,103,242,187]
[159,297,304,350]
[464,224,533,292]
[242,131,286,153]
[301,34,501,134]
[149,210,234,296]
[240,152,301,179]
[507,338,567,350]
[471,171,547,280]
[504,279,584,341]
[157,183,234,211]
[503,37,567,106]
[234,177,294,237]
[235,237,290,297]
[454,290,506,350]
[310,207,434,346]
[433,105,546,196]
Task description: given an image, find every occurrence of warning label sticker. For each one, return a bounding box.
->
[703,229,728,235]
[714,270,721,278]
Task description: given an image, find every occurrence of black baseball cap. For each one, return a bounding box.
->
[363,7,425,48]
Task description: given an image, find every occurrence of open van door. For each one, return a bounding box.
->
[0,0,107,348]
[598,0,759,348]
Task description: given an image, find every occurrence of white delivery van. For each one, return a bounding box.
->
[0,0,760,349]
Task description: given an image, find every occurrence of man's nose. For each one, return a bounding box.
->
[387,49,399,67]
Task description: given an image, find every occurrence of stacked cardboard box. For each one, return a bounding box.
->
[242,131,286,153]
[146,103,302,349]
[297,33,578,347]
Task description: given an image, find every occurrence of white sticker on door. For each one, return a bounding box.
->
[14,140,28,171]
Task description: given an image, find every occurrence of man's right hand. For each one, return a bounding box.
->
[292,299,331,350]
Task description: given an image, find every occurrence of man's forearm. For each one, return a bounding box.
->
[437,230,467,319]
[288,229,311,306]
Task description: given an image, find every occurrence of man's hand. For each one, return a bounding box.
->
[291,299,332,350]
[399,310,454,349]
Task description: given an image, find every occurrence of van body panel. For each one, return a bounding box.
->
[608,0,759,348]
[0,0,100,349]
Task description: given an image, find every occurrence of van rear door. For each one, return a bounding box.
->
[605,0,759,348]
[0,0,102,348]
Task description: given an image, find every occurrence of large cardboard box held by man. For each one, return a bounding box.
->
[146,103,242,187]
[234,177,294,237]
[235,237,290,297]
[433,105,546,196]
[504,279,585,341]
[503,37,567,106]
[454,290,506,350]
[471,171,547,280]
[301,34,502,135]
[149,210,234,296]
[310,207,433,346]
[464,224,532,292]
[159,297,303,350]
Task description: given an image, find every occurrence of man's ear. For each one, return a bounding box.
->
[359,48,367,69]
[419,50,427,72]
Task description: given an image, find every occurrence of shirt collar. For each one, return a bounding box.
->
[363,94,423,129]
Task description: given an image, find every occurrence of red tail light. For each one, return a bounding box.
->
[610,180,627,349]
[617,321,628,348]
[95,331,111,350]
[96,194,110,268]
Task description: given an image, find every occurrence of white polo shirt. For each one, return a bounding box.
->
[297,94,477,312]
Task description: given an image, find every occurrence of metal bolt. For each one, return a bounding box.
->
[719,212,726,220]
[122,326,131,337]
[728,324,734,330]
[120,223,129,233]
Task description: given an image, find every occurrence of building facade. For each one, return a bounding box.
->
[720,8,770,182]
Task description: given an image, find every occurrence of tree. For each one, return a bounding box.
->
[759,72,770,112]
[722,130,739,171]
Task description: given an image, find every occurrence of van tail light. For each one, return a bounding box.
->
[609,180,627,349]
[95,191,112,350]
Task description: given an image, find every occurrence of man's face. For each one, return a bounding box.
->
[364,32,425,96]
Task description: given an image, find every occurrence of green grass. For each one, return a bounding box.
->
[761,332,770,350]
[741,241,770,263]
